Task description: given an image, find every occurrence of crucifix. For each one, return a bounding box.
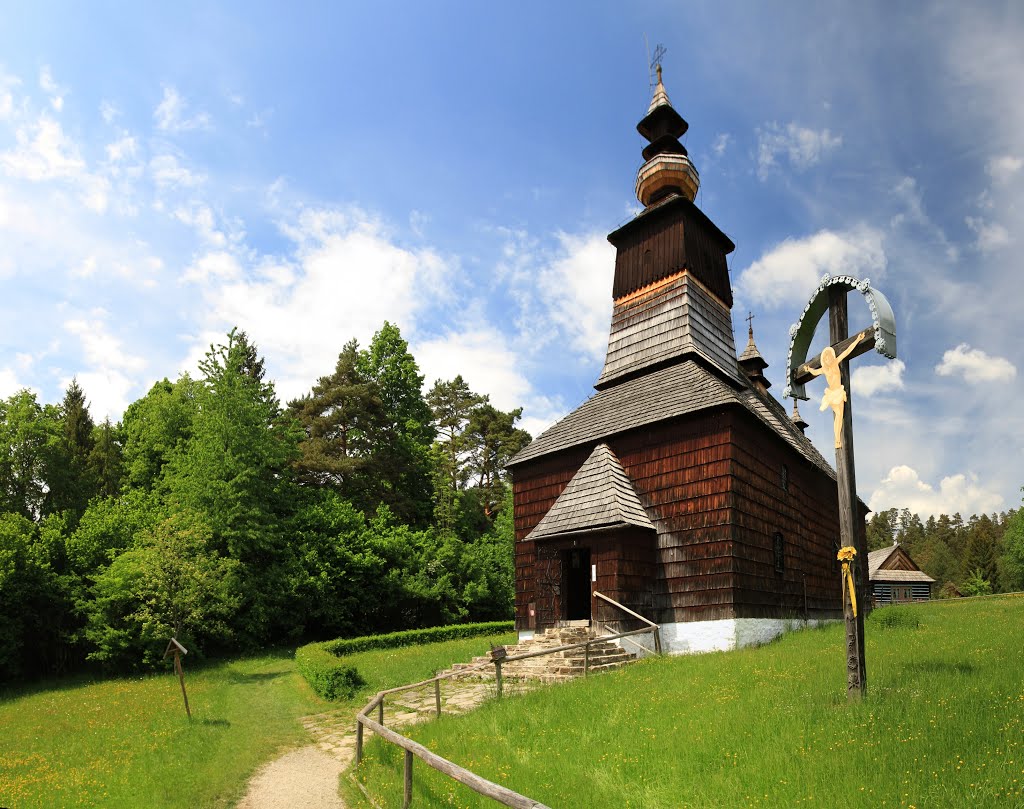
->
[784,274,898,701]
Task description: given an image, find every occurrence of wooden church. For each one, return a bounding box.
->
[507,69,864,653]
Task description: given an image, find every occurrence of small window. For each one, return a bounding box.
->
[781,464,789,492]
[773,532,785,575]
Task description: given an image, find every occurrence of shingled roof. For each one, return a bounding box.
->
[868,544,935,584]
[595,271,744,390]
[508,358,834,478]
[526,443,655,540]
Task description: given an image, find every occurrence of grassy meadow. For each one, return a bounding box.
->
[347,596,1024,808]
[0,631,516,808]
[0,652,322,808]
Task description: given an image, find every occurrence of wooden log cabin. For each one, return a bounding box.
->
[868,543,934,605]
[507,68,865,653]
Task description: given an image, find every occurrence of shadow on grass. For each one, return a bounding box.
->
[194,718,231,728]
[902,660,975,676]
[223,669,290,685]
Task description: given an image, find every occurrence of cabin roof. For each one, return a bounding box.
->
[508,357,834,477]
[526,443,655,540]
[868,544,935,583]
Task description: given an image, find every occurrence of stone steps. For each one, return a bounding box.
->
[440,627,637,683]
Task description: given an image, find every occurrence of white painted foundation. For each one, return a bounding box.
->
[517,630,535,642]
[659,617,830,655]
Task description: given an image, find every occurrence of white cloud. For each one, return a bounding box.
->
[0,368,26,399]
[64,317,147,374]
[711,132,731,157]
[38,66,64,111]
[71,256,98,279]
[986,154,1022,183]
[852,359,905,397]
[757,122,842,178]
[99,100,119,124]
[537,232,614,362]
[415,327,532,412]
[183,250,243,283]
[182,206,452,403]
[965,215,1010,252]
[0,116,85,180]
[70,369,136,422]
[735,226,886,309]
[150,154,205,188]
[106,135,137,163]
[175,203,227,246]
[868,465,1004,520]
[935,343,1016,384]
[154,85,210,132]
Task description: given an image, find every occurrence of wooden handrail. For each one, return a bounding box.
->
[355,622,660,806]
[593,591,662,655]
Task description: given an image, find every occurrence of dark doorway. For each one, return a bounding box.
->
[563,548,592,621]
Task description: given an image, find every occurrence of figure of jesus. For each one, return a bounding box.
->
[808,332,863,449]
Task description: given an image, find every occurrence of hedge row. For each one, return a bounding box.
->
[295,620,514,700]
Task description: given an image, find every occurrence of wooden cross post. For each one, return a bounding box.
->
[164,638,192,720]
[787,275,898,702]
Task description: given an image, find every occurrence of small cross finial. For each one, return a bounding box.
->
[746,311,755,335]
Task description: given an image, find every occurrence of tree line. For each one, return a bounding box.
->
[867,505,1024,597]
[0,323,530,680]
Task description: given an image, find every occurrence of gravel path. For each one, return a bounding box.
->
[236,745,347,809]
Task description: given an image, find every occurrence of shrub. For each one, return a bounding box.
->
[294,643,366,700]
[296,620,513,699]
[870,606,920,630]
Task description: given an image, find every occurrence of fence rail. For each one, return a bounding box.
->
[354,617,660,807]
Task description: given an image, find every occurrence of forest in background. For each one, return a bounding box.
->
[3,318,1023,684]
[0,323,529,680]
[866,505,1024,598]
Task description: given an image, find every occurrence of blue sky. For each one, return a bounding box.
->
[1,1,1022,519]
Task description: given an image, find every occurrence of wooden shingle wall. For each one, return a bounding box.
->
[513,404,855,632]
[727,410,846,619]
[611,412,736,623]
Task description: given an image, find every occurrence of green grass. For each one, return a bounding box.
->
[0,652,323,808]
[340,632,516,696]
[346,597,1024,808]
[0,632,517,808]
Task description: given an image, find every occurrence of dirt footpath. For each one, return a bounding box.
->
[235,678,516,808]
[235,744,348,809]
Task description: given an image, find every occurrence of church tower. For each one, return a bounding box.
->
[597,66,741,390]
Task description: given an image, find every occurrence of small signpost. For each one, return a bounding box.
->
[785,274,898,701]
[164,638,192,720]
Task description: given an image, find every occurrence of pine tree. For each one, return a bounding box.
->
[88,419,124,498]
[357,322,436,525]
[289,340,386,505]
[465,403,531,518]
[44,379,98,522]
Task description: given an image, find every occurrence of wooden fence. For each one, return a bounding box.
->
[354,614,660,807]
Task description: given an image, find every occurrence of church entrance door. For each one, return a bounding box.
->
[563,548,592,621]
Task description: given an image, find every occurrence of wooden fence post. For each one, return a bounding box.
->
[494,660,503,698]
[378,697,384,726]
[356,720,363,764]
[404,749,413,808]
[654,627,663,656]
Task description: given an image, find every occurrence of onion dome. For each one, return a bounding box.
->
[635,65,699,207]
